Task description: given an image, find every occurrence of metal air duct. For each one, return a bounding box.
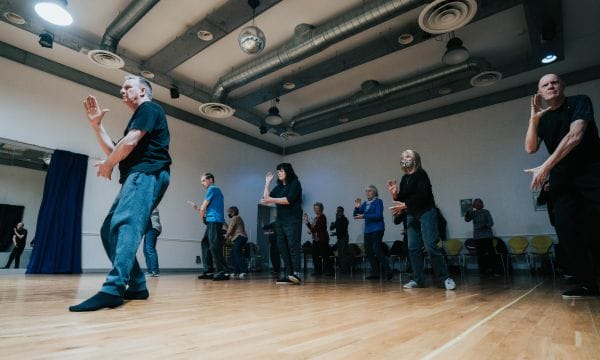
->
[293,57,493,125]
[202,0,427,117]
[88,0,159,69]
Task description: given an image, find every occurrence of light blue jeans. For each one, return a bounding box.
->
[143,227,160,274]
[100,170,169,296]
[407,207,449,286]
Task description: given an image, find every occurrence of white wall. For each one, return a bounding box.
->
[285,79,600,244]
[0,57,280,270]
[3,54,599,268]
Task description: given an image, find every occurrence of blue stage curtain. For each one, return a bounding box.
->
[27,150,87,274]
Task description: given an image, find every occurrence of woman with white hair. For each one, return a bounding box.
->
[354,184,392,280]
[387,149,456,290]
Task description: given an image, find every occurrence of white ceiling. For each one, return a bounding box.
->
[1,0,599,153]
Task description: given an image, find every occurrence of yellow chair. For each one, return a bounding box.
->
[507,236,531,274]
[529,235,556,279]
[443,239,464,279]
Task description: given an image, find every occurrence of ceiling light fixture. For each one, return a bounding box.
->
[197,30,214,42]
[3,11,27,25]
[541,52,557,64]
[238,0,266,55]
[397,33,414,45]
[265,98,283,126]
[34,0,73,26]
[442,35,469,65]
[38,31,54,48]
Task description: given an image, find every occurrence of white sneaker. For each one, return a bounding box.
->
[238,273,247,279]
[403,280,422,289]
[444,277,456,290]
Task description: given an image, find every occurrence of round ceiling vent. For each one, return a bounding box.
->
[199,103,235,118]
[470,71,502,87]
[418,0,478,34]
[87,49,125,69]
[3,11,26,25]
[280,130,300,139]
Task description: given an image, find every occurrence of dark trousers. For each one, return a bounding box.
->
[311,240,332,274]
[268,235,281,272]
[5,240,25,268]
[364,230,390,276]
[231,235,248,274]
[475,237,500,274]
[336,236,350,272]
[553,181,600,286]
[201,230,214,273]
[207,222,228,274]
[275,220,302,275]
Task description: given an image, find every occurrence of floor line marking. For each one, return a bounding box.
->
[421,281,545,360]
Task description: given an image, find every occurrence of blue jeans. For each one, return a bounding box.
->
[100,170,169,296]
[231,235,248,274]
[143,228,160,274]
[364,230,390,276]
[207,222,228,274]
[407,208,448,285]
[275,220,302,275]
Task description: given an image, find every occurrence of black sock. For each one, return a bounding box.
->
[124,289,149,300]
[69,292,124,312]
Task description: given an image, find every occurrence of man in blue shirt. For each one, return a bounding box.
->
[195,173,229,280]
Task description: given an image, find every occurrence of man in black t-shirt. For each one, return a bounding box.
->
[4,222,27,269]
[525,73,600,299]
[70,75,171,312]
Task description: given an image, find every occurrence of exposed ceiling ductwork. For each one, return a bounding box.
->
[293,57,494,132]
[88,0,159,69]
[202,0,428,116]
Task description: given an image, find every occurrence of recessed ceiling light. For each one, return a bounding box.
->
[541,53,557,64]
[283,81,295,90]
[197,30,214,41]
[397,33,414,45]
[3,11,26,25]
[140,70,155,79]
[34,1,73,26]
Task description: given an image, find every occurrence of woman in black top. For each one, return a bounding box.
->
[388,149,455,290]
[262,163,303,285]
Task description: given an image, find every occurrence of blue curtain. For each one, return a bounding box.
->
[27,150,87,274]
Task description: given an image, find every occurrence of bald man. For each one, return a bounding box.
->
[525,74,600,299]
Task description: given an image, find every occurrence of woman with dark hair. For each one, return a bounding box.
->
[354,185,392,280]
[304,202,332,276]
[387,149,455,290]
[225,206,248,278]
[262,163,303,285]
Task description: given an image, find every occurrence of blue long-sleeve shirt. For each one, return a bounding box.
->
[353,198,385,234]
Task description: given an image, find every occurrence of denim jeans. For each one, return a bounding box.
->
[143,227,160,274]
[407,207,448,285]
[364,230,390,276]
[100,170,169,296]
[231,235,248,274]
[207,222,229,274]
[275,220,302,275]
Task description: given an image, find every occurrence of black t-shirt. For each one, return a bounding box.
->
[269,178,303,223]
[118,102,172,183]
[538,95,600,185]
[15,228,27,244]
[395,168,435,217]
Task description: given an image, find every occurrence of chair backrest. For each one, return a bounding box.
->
[444,239,463,256]
[507,236,529,254]
[530,235,553,254]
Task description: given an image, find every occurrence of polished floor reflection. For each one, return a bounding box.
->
[0,272,598,359]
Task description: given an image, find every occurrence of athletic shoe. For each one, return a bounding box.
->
[288,274,302,285]
[238,273,247,279]
[403,280,423,289]
[562,284,600,299]
[213,273,230,281]
[198,273,214,280]
[444,277,456,290]
[276,277,293,285]
[151,272,160,277]
[365,275,380,280]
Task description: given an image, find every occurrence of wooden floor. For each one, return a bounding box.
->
[0,272,599,359]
